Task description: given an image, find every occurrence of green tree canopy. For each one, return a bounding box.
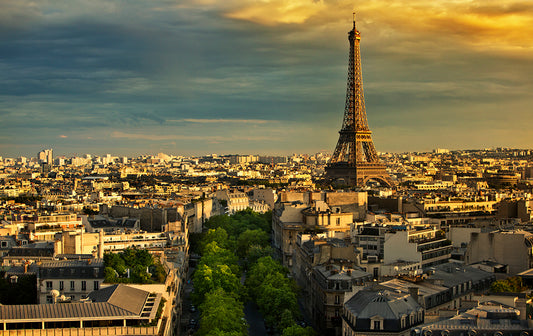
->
[200,241,240,275]
[200,227,231,253]
[246,256,287,298]
[192,264,243,304]
[236,229,269,258]
[197,288,248,336]
[281,325,316,336]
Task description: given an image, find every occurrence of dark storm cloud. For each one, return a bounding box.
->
[1,0,533,157]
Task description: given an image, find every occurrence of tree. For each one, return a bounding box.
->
[200,242,240,275]
[490,277,526,293]
[491,280,513,293]
[200,228,231,253]
[256,274,299,328]
[197,288,248,336]
[236,229,269,258]
[282,325,316,336]
[244,245,273,269]
[246,256,286,298]
[192,264,243,304]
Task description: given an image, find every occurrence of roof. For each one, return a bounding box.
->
[0,302,135,321]
[38,259,104,279]
[345,289,422,320]
[0,284,157,322]
[88,284,149,315]
[416,303,529,332]
[379,278,447,297]
[428,262,493,287]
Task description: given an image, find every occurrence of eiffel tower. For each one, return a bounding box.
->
[325,15,395,188]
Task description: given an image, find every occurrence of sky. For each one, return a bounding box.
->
[1,0,533,158]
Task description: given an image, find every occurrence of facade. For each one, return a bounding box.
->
[109,205,180,232]
[251,188,277,209]
[272,191,367,270]
[37,259,105,303]
[465,230,533,275]
[294,234,371,335]
[56,229,186,256]
[25,214,84,241]
[343,289,424,336]
[215,189,250,214]
[384,228,452,270]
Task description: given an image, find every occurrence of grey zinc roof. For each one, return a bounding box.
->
[345,290,421,320]
[0,284,153,322]
[88,284,149,315]
[429,263,493,287]
[0,302,135,321]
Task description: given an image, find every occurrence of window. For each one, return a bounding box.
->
[335,295,340,304]
[1,241,7,248]
[46,281,53,290]
[46,295,53,303]
[81,281,86,291]
[59,281,64,291]
[70,281,75,291]
[374,321,381,330]
[94,281,99,290]
[336,218,341,225]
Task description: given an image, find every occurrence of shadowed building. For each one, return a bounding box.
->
[343,289,424,336]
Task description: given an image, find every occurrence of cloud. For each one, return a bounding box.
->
[174,118,274,124]
[1,0,533,157]
[59,135,68,138]
[110,131,274,142]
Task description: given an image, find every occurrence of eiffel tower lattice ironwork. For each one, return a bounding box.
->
[325,15,395,188]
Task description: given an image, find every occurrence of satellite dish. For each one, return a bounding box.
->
[50,289,60,298]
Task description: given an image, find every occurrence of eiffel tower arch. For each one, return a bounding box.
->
[325,15,395,188]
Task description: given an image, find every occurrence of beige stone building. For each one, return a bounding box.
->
[272,191,367,271]
[465,230,533,275]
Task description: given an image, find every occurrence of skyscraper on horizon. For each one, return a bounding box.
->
[38,148,53,165]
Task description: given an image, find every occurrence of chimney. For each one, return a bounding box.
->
[24,261,29,274]
[516,297,527,320]
[409,287,420,304]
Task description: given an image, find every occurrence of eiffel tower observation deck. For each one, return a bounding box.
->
[325,14,395,188]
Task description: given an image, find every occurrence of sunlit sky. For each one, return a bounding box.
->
[1,0,533,158]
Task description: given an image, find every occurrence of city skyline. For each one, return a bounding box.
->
[2,0,533,158]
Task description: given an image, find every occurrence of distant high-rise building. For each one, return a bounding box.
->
[38,148,53,165]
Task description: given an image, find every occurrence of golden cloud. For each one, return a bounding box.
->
[223,0,533,55]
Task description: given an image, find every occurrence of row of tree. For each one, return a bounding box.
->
[103,247,166,284]
[191,209,314,336]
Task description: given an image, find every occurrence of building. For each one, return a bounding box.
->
[384,227,452,270]
[465,230,533,275]
[413,301,532,336]
[25,213,84,241]
[37,258,104,303]
[215,189,250,214]
[37,149,53,165]
[294,234,371,335]
[272,191,367,270]
[343,289,424,336]
[0,284,166,335]
[379,262,494,314]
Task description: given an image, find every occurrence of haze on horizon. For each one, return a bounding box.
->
[1,0,533,158]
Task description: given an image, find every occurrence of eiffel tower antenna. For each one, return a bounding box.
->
[325,15,395,188]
